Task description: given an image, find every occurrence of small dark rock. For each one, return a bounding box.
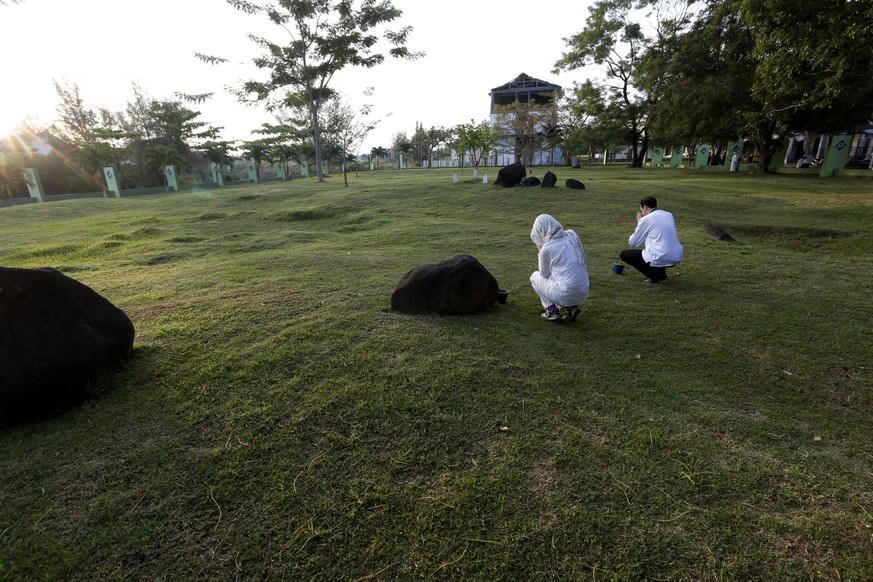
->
[391,255,499,315]
[541,171,557,188]
[521,176,541,187]
[493,162,526,188]
[705,226,736,242]
[565,178,586,190]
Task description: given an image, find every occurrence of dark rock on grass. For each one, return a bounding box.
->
[541,171,557,188]
[391,255,499,315]
[493,162,526,188]
[521,176,541,187]
[0,267,135,424]
[565,178,586,190]
[705,226,736,242]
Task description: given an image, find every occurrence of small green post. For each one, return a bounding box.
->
[767,140,790,173]
[248,162,260,183]
[726,142,742,170]
[321,161,329,176]
[277,162,289,181]
[103,167,121,198]
[368,156,374,171]
[651,147,664,167]
[23,168,45,202]
[164,165,179,191]
[211,163,225,186]
[819,134,852,178]
[819,134,853,178]
[671,146,684,168]
[300,161,310,177]
[694,145,710,170]
[398,154,404,169]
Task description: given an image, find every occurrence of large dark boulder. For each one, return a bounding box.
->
[0,267,135,422]
[541,171,557,188]
[391,255,499,315]
[565,178,586,190]
[493,162,526,188]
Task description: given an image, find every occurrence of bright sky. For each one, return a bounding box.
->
[1,0,595,153]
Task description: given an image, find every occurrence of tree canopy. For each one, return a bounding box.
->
[214,0,422,182]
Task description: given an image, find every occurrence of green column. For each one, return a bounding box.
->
[694,145,710,170]
[211,163,225,186]
[248,162,260,183]
[651,147,664,167]
[164,165,179,191]
[819,134,853,178]
[103,167,121,198]
[767,140,790,173]
[277,162,289,181]
[726,142,742,170]
[398,154,404,169]
[368,156,374,171]
[321,161,329,176]
[23,168,45,202]
[300,161,310,177]
[671,146,684,168]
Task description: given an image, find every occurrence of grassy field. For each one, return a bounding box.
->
[1,167,871,580]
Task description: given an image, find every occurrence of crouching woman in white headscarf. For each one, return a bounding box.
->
[530,214,589,321]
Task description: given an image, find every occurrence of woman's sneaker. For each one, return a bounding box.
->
[541,305,560,321]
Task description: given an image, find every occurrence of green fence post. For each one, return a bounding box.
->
[103,167,121,198]
[164,165,179,191]
[767,140,790,173]
[694,145,710,170]
[23,168,45,202]
[211,163,225,186]
[248,162,260,183]
[819,134,853,178]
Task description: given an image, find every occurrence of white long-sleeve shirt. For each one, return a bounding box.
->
[628,209,683,266]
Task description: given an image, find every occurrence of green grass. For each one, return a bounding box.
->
[1,167,871,580]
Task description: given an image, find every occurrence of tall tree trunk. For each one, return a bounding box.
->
[311,103,324,182]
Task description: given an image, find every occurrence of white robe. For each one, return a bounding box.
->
[529,214,590,308]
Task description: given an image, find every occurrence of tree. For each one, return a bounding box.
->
[320,90,379,185]
[493,100,560,166]
[742,0,873,134]
[455,120,500,172]
[646,0,873,172]
[75,129,134,192]
[200,140,236,169]
[144,145,187,190]
[370,146,388,168]
[555,0,697,167]
[213,0,423,183]
[418,126,451,168]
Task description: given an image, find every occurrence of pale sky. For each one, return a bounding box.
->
[1,0,597,152]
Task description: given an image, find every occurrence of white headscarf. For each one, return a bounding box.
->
[531,213,586,266]
[530,214,565,247]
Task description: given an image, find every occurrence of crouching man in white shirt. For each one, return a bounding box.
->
[619,196,683,283]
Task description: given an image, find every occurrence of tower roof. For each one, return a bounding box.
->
[490,73,562,97]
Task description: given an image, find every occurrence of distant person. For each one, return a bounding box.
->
[619,196,683,283]
[530,214,589,321]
